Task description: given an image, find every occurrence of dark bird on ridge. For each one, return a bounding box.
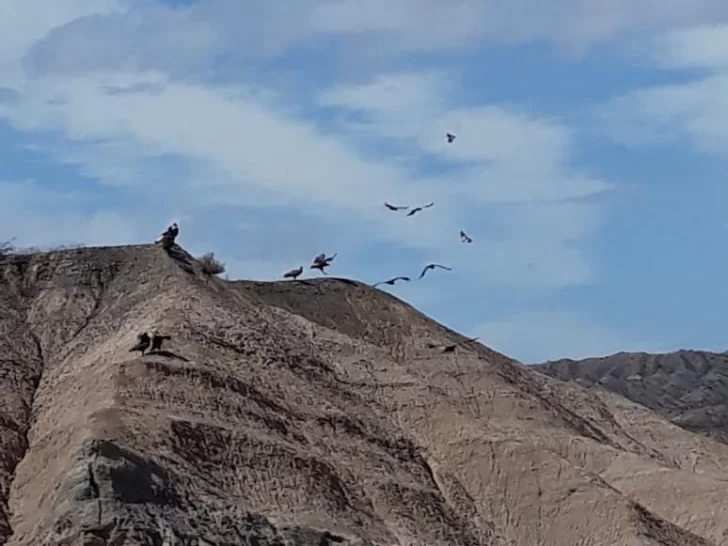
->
[155,222,179,243]
[283,266,303,280]
[384,202,409,211]
[419,263,452,279]
[311,252,337,274]
[129,332,151,356]
[150,331,171,353]
[154,221,179,250]
[442,336,480,353]
[446,132,456,143]
[460,230,473,243]
[406,202,434,217]
[373,276,410,288]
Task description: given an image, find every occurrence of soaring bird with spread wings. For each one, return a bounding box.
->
[373,276,410,288]
[419,263,452,279]
[406,202,434,217]
[460,230,473,243]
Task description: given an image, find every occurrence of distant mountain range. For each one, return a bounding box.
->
[534,350,728,444]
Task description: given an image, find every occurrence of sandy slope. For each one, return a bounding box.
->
[0,244,727,545]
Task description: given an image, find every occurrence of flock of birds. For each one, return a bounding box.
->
[154,132,473,290]
[280,132,472,287]
[149,136,484,355]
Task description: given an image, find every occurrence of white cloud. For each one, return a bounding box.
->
[0,0,664,366]
[0,0,121,61]
[651,24,728,70]
[320,72,613,204]
[475,310,661,364]
[598,24,728,156]
[6,0,728,86]
[0,64,612,289]
[312,0,728,55]
[1,72,409,210]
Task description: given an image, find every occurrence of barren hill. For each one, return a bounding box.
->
[3,245,728,545]
[534,350,728,445]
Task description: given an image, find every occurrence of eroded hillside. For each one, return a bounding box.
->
[534,351,728,445]
[1,244,728,545]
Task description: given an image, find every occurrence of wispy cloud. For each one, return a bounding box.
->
[598,24,728,156]
[5,0,726,362]
[0,60,609,289]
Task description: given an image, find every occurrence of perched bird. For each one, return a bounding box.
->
[460,230,473,243]
[311,252,337,274]
[384,202,409,211]
[150,331,171,353]
[129,332,151,356]
[373,276,410,288]
[419,263,452,279]
[155,222,179,244]
[283,266,303,280]
[406,202,434,217]
[446,132,456,143]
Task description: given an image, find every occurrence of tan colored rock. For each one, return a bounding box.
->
[0,245,726,545]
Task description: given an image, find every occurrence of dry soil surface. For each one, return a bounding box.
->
[1,245,728,545]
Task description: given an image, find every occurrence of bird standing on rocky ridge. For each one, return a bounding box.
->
[150,331,171,353]
[129,332,151,355]
[284,266,303,280]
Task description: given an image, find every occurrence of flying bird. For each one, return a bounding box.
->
[373,276,410,288]
[460,230,473,243]
[313,252,337,265]
[406,202,434,217]
[129,332,151,356]
[283,266,303,280]
[446,132,456,143]
[442,336,480,353]
[155,222,179,244]
[311,252,337,274]
[418,263,452,279]
[384,202,409,211]
[150,331,171,353]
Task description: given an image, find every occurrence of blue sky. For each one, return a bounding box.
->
[3,1,728,363]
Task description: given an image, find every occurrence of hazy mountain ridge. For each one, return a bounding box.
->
[534,349,728,445]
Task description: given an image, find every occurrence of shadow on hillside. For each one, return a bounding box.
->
[158,243,197,275]
[148,350,190,362]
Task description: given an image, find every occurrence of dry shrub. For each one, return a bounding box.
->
[199,252,226,276]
